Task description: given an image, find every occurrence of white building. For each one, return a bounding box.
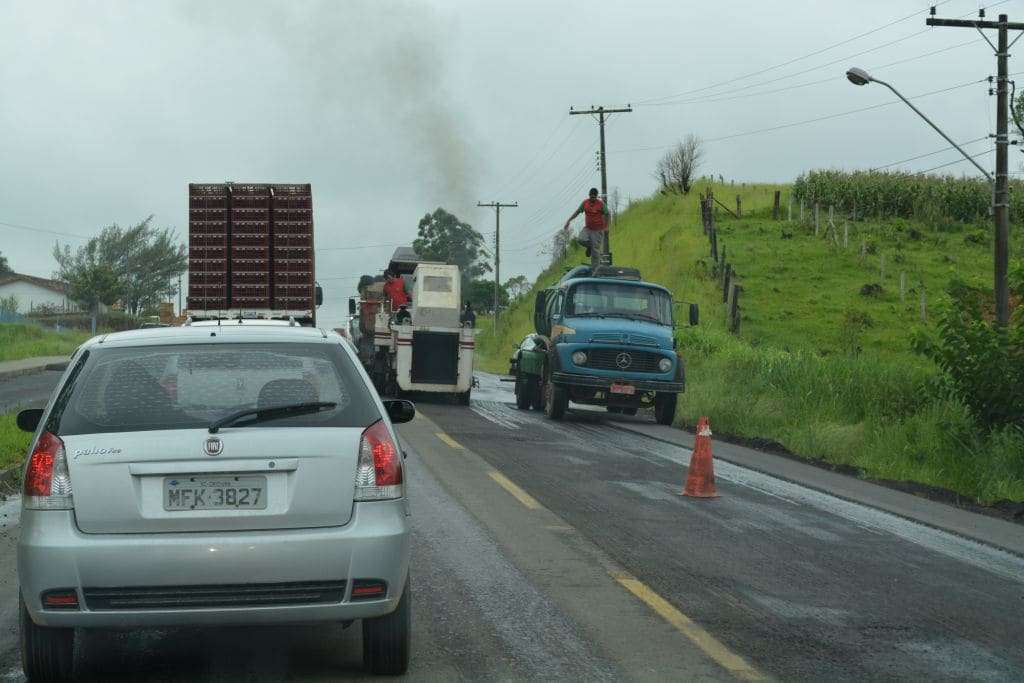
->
[0,273,81,314]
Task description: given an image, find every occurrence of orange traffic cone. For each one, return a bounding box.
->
[683,416,718,498]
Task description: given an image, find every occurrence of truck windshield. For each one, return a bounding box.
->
[566,283,673,325]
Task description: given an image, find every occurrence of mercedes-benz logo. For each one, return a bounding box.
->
[615,352,632,369]
[204,437,223,457]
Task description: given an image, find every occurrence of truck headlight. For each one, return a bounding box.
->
[571,351,588,366]
[658,357,673,373]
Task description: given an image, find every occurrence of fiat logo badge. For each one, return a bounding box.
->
[615,352,632,369]
[204,437,223,457]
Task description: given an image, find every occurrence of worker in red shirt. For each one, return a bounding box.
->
[383,271,409,309]
[564,187,611,268]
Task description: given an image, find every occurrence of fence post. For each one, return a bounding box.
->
[773,190,781,220]
[843,223,849,249]
[710,226,718,262]
[736,195,742,218]
[900,272,906,303]
[880,253,885,280]
[920,288,927,322]
[800,200,805,222]
[728,283,742,333]
[722,265,732,303]
[788,194,793,221]
[814,203,820,236]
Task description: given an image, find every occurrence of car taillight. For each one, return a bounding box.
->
[354,420,403,501]
[24,432,74,510]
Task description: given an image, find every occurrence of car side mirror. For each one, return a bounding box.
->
[315,285,324,307]
[383,399,416,424]
[349,298,357,315]
[17,408,43,433]
[689,303,699,326]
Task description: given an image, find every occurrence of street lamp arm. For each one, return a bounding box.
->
[872,77,994,182]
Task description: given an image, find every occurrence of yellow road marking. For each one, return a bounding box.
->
[435,432,464,450]
[611,571,766,681]
[488,471,543,510]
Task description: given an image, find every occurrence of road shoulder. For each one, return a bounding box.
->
[0,356,68,383]
[611,419,1024,557]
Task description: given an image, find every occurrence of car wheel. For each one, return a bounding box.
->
[654,393,677,426]
[362,578,411,676]
[514,374,530,409]
[544,380,567,420]
[20,595,74,682]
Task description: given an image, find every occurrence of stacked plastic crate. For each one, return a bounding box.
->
[186,184,229,311]
[229,184,272,309]
[270,184,314,311]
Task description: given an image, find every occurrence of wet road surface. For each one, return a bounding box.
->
[0,371,1021,680]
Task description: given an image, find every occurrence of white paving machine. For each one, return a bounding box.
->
[351,248,475,403]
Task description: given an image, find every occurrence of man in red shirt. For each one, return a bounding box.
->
[383,271,409,309]
[564,187,611,268]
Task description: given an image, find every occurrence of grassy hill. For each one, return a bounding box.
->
[477,181,1024,505]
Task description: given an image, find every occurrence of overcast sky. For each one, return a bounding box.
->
[0,0,1015,328]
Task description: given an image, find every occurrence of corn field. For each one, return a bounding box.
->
[792,170,1024,224]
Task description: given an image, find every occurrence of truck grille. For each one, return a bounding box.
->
[83,581,347,610]
[584,348,665,373]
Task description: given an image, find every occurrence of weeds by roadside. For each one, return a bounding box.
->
[0,412,31,471]
[0,323,89,363]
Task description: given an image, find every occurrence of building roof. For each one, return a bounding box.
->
[0,272,68,295]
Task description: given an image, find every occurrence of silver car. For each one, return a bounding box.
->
[15,322,414,681]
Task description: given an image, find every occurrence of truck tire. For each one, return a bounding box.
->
[529,378,545,411]
[514,374,531,409]
[362,578,411,675]
[654,393,677,426]
[20,595,74,682]
[544,380,568,420]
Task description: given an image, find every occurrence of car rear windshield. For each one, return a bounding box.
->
[48,342,379,436]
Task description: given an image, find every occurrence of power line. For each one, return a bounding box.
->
[916,147,995,174]
[315,242,407,252]
[612,77,990,153]
[485,114,568,197]
[870,136,990,171]
[636,0,957,105]
[0,219,93,241]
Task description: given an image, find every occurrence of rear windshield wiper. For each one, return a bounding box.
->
[208,402,338,434]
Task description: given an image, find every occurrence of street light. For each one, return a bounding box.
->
[845,66,993,181]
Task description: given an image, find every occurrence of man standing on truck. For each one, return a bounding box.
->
[564,187,611,268]
[383,271,409,310]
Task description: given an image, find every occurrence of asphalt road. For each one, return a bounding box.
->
[0,371,63,413]
[1,369,1022,680]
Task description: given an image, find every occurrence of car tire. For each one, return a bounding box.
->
[362,578,411,676]
[20,595,74,683]
[544,380,568,420]
[654,393,677,426]
[514,374,531,409]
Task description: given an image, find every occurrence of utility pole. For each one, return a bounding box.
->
[927,9,1024,326]
[477,201,518,330]
[570,105,632,256]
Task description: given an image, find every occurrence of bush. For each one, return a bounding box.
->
[913,282,1024,429]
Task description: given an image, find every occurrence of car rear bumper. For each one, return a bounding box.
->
[18,499,410,628]
[551,371,684,393]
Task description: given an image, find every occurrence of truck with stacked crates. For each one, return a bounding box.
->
[187,182,321,325]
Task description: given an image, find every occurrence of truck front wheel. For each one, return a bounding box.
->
[514,374,531,409]
[654,393,677,426]
[544,380,568,420]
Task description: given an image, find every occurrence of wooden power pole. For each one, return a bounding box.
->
[569,105,632,256]
[927,9,1024,326]
[477,201,517,330]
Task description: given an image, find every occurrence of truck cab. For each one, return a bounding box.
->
[514,265,695,425]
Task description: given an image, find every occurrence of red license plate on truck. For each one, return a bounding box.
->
[610,383,636,395]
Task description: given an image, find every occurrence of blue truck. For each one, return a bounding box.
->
[509,265,698,425]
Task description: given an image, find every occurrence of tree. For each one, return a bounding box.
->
[504,274,530,302]
[465,279,509,314]
[0,251,10,275]
[413,208,491,286]
[655,135,704,195]
[54,216,186,316]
